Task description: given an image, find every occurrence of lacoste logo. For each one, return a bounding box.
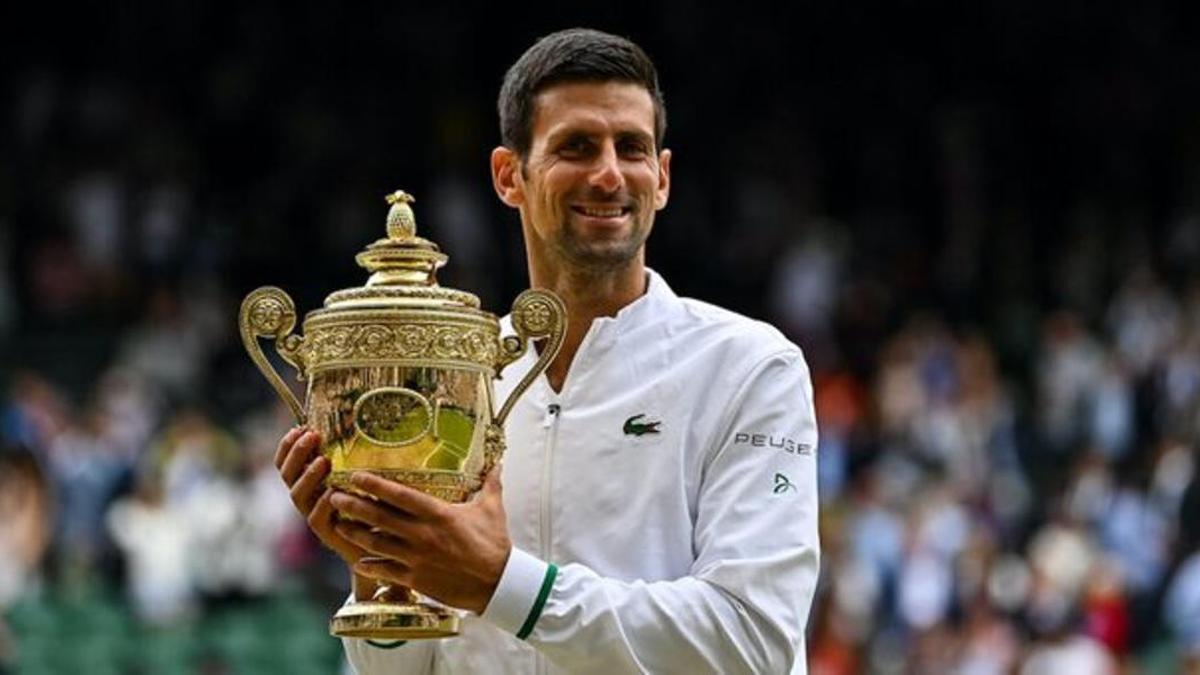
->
[623,413,661,436]
[773,473,797,494]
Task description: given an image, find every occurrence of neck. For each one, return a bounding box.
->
[527,253,647,392]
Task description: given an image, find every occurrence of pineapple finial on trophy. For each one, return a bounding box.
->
[385,190,417,240]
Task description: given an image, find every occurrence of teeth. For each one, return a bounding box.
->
[579,206,623,217]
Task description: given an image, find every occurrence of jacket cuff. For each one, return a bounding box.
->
[480,547,557,640]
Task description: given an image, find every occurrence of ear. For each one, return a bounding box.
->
[654,148,672,210]
[491,146,525,208]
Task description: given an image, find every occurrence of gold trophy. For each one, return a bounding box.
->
[238,190,565,640]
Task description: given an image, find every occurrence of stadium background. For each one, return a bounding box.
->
[2,3,1200,673]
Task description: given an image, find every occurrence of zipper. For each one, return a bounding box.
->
[532,322,594,674]
[539,402,561,562]
[537,402,560,675]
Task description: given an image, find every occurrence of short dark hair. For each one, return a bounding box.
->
[498,28,667,157]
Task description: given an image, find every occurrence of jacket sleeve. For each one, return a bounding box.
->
[479,351,820,674]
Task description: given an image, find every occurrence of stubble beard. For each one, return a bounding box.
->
[554,211,651,275]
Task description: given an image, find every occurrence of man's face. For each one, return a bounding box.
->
[494,81,671,274]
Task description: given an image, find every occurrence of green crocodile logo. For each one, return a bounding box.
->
[623,414,661,436]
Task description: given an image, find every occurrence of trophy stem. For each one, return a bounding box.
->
[331,582,460,640]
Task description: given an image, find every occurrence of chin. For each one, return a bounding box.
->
[560,241,644,271]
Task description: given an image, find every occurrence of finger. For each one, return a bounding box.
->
[329,492,416,537]
[290,455,329,515]
[483,464,503,496]
[350,471,445,518]
[310,488,337,528]
[335,520,412,560]
[274,426,306,470]
[280,430,321,486]
[354,557,411,586]
[310,490,367,562]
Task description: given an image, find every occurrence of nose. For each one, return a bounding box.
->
[588,142,624,194]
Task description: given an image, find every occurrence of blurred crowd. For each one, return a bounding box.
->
[3,3,1200,674]
[805,263,1200,674]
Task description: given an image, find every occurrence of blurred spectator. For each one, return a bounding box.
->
[1,372,68,455]
[1037,311,1104,456]
[46,405,129,583]
[114,288,212,401]
[1165,549,1200,670]
[1020,630,1118,675]
[0,447,52,670]
[105,470,194,624]
[1107,264,1180,379]
[147,408,239,509]
[769,221,846,371]
[1026,512,1097,628]
[1099,461,1172,600]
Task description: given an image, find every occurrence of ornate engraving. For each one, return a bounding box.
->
[250,297,287,333]
[494,289,567,425]
[519,298,554,334]
[353,387,433,447]
[482,425,505,476]
[243,288,297,338]
[327,469,481,503]
[324,286,481,309]
[512,292,559,339]
[239,287,306,422]
[306,323,500,370]
[385,190,418,240]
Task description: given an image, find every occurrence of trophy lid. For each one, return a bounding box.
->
[321,190,482,311]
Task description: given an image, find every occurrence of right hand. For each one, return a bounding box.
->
[274,427,366,567]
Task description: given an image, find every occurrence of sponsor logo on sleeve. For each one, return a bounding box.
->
[773,473,797,493]
[733,432,813,456]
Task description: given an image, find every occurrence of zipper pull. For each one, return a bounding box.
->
[542,403,561,428]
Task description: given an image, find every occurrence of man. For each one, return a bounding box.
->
[275,28,819,674]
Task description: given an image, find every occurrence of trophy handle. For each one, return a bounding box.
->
[239,286,308,424]
[494,289,566,426]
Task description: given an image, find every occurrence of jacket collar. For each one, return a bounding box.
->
[587,267,677,346]
[505,267,679,363]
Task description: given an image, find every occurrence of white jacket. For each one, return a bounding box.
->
[344,270,820,674]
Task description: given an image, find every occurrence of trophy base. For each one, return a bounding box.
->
[330,600,461,640]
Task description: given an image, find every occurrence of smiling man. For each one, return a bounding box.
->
[274,28,820,674]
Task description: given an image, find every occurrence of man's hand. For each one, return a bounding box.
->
[330,468,512,615]
[274,427,374,593]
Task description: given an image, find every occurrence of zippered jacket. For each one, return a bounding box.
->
[344,270,820,674]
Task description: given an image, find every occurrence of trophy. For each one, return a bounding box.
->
[238,190,565,640]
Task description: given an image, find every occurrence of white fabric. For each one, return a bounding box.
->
[344,270,820,674]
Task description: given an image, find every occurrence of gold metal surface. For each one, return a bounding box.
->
[330,600,461,640]
[238,190,566,640]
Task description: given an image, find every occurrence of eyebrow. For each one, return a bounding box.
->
[615,130,654,146]
[544,127,654,149]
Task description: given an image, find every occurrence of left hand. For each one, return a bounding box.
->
[330,468,511,615]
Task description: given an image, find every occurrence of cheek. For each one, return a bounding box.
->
[629,166,662,200]
[535,171,576,207]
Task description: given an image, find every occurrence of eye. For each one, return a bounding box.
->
[558,137,592,157]
[618,138,650,159]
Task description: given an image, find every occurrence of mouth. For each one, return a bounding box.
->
[570,204,632,220]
